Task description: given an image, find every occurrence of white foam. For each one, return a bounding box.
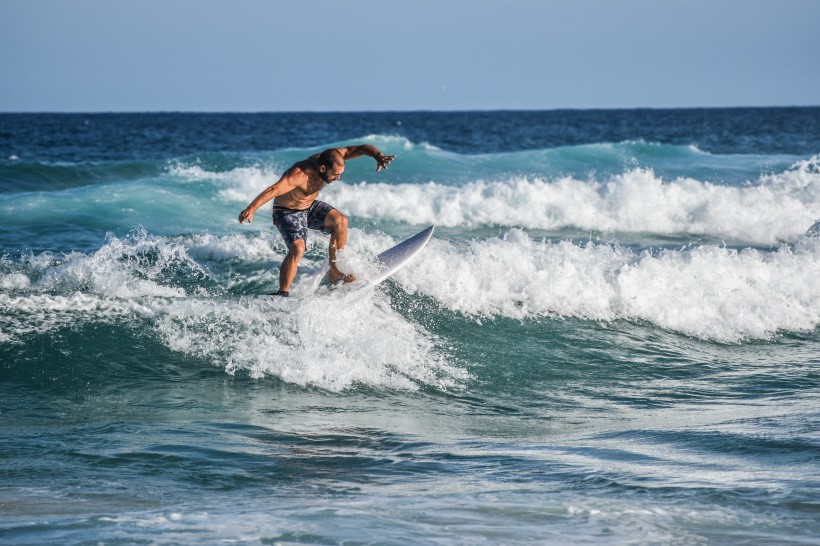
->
[35,230,195,299]
[393,229,820,343]
[361,133,441,151]
[176,231,287,261]
[0,272,31,290]
[0,230,195,342]
[314,156,820,244]
[0,291,153,343]
[153,291,467,392]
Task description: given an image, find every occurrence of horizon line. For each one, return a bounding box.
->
[2,104,819,115]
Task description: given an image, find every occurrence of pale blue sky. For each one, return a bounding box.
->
[1,0,818,112]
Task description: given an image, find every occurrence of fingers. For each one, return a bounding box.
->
[377,154,396,172]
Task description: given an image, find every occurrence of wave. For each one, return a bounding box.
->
[0,159,163,193]
[315,156,820,244]
[2,134,803,193]
[273,136,806,190]
[2,226,819,372]
[395,229,820,343]
[0,230,466,391]
[2,149,818,247]
[162,150,820,244]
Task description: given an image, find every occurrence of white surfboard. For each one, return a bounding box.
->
[314,225,435,295]
[370,225,435,285]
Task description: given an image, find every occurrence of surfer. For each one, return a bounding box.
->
[238,145,395,296]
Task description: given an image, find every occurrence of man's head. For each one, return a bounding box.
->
[317,149,345,182]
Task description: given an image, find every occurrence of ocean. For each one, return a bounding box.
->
[1,109,818,544]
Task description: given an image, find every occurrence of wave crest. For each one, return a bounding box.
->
[320,157,820,244]
[394,229,820,343]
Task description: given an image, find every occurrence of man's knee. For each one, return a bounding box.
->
[328,211,348,232]
[287,239,306,260]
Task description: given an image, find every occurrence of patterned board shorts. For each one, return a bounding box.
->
[272,200,335,248]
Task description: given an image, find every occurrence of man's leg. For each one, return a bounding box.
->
[278,239,305,293]
[324,209,356,284]
[273,208,309,295]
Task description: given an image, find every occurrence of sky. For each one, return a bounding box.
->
[1,0,818,112]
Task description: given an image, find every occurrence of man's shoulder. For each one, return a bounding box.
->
[285,161,311,178]
[277,161,312,191]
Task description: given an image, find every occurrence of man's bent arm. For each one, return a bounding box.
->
[338,145,396,171]
[238,170,299,224]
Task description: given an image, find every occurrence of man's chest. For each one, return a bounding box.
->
[302,178,328,195]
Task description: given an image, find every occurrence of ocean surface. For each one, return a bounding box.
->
[1,109,819,544]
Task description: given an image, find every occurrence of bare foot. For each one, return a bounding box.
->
[328,269,356,284]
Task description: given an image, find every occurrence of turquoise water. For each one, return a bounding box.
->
[1,110,819,544]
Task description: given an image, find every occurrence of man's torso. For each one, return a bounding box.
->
[273,160,329,210]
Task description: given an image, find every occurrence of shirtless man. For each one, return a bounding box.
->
[238,145,395,296]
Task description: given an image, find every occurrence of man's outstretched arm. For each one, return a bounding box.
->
[337,144,396,172]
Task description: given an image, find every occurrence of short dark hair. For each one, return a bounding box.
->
[317,149,344,169]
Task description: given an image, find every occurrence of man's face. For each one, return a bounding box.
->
[321,165,344,183]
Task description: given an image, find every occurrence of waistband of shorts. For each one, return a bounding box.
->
[273,203,313,213]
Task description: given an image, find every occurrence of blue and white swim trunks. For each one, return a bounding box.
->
[272,200,335,248]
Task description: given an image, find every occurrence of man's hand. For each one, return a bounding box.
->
[376,154,396,172]
[239,207,255,224]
